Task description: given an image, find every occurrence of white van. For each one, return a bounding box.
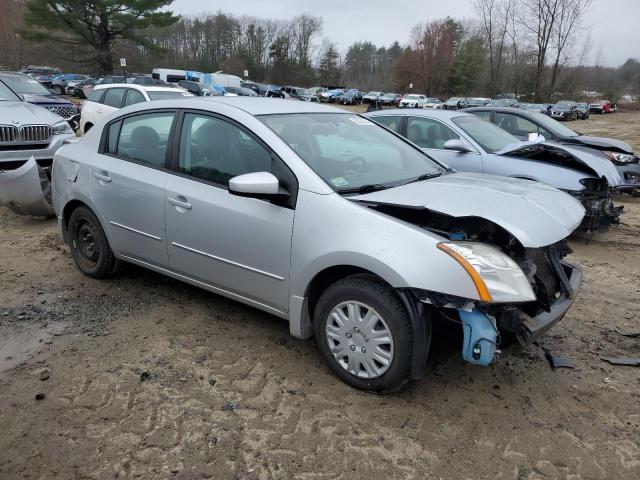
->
[151,68,242,89]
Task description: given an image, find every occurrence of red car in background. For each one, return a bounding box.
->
[589,99,613,114]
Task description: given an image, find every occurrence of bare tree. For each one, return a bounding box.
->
[548,0,592,95]
[473,0,513,96]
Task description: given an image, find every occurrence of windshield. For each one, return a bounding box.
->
[367,91,381,96]
[1,76,51,95]
[526,111,578,137]
[494,99,513,106]
[147,91,194,101]
[0,81,21,101]
[554,102,572,109]
[405,95,420,100]
[260,113,445,192]
[452,115,520,153]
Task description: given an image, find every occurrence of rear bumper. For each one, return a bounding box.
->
[517,262,582,345]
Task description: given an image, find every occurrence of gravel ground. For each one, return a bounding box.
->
[0,112,639,480]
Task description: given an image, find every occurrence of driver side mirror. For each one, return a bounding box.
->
[229,171,290,204]
[443,139,472,153]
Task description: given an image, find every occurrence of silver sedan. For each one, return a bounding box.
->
[52,98,584,391]
[366,109,623,232]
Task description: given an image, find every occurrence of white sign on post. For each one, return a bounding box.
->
[243,69,249,78]
[409,83,413,89]
[120,58,127,67]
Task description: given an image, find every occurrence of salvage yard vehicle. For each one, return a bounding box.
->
[0,87,75,216]
[443,97,468,110]
[575,102,590,120]
[51,98,586,391]
[366,109,623,232]
[50,74,90,95]
[79,84,193,134]
[381,93,402,106]
[398,94,428,108]
[423,98,443,109]
[589,99,613,114]
[338,90,363,105]
[319,89,345,103]
[363,91,385,104]
[466,106,640,192]
[549,101,578,121]
[0,71,80,130]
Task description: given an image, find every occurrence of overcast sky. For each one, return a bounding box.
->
[172,0,639,67]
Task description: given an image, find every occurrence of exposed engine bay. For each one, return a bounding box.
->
[364,203,582,365]
[504,144,623,231]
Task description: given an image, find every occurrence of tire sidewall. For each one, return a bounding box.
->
[313,276,413,392]
[68,207,115,278]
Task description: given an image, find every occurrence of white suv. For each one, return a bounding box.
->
[79,84,193,134]
[398,94,428,108]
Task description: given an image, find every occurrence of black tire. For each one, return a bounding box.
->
[52,85,63,95]
[313,274,414,392]
[68,206,119,278]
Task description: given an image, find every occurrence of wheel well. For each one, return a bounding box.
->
[84,123,93,134]
[61,199,89,240]
[305,265,390,323]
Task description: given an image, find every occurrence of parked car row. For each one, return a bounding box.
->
[1,87,636,392]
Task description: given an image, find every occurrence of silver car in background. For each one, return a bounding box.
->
[52,98,585,391]
[366,109,623,232]
[0,82,76,216]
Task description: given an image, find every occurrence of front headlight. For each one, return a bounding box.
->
[437,242,536,303]
[52,121,73,135]
[603,151,638,165]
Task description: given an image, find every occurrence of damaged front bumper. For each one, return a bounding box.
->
[0,156,55,217]
[415,245,583,368]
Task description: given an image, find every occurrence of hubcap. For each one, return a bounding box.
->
[325,301,394,379]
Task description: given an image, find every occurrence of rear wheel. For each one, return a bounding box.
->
[313,274,414,392]
[52,85,63,95]
[68,206,119,278]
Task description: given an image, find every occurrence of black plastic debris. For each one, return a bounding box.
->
[545,351,575,369]
[222,401,239,412]
[614,328,640,338]
[139,371,151,382]
[602,357,640,366]
[35,393,46,400]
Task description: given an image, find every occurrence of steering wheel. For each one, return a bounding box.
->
[344,156,368,178]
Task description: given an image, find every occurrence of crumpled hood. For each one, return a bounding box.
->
[496,140,623,186]
[572,135,635,154]
[350,172,586,248]
[0,101,64,125]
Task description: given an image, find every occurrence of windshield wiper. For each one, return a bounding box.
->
[406,172,443,184]
[337,184,387,195]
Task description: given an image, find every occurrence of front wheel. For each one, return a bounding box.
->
[313,274,414,392]
[68,206,119,278]
[52,85,63,95]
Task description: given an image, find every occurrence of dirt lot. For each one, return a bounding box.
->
[1,112,639,480]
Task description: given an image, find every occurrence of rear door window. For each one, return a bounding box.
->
[124,89,146,107]
[102,88,126,108]
[114,112,175,168]
[407,117,459,149]
[373,116,402,133]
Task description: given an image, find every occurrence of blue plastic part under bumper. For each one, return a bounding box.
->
[458,308,498,366]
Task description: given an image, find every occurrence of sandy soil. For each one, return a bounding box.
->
[0,112,639,480]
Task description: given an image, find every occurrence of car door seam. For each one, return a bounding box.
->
[171,241,285,281]
[109,221,162,241]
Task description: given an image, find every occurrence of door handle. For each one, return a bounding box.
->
[168,196,192,210]
[93,171,111,182]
